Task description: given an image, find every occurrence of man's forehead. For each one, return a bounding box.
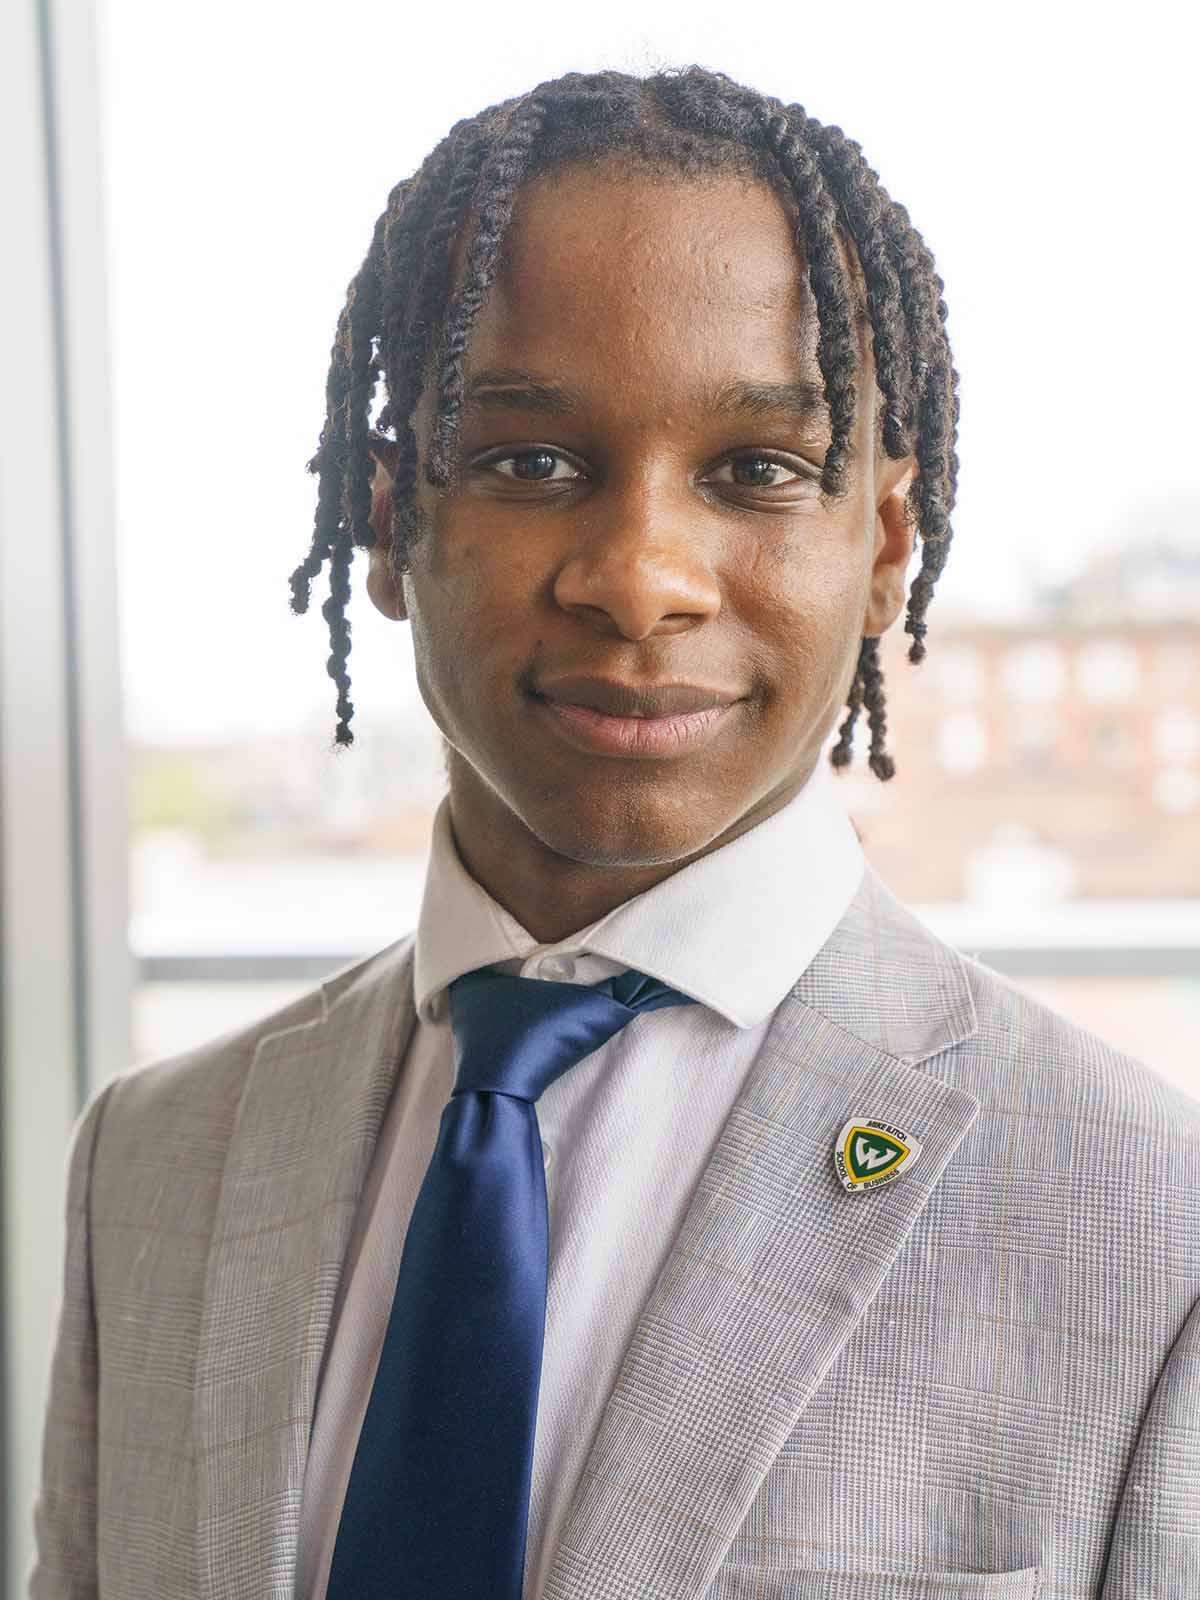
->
[439,161,874,426]
[444,162,804,305]
[510,168,804,294]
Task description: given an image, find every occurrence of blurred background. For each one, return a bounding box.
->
[2,0,1197,1590]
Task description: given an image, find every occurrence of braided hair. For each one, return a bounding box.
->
[288,65,960,780]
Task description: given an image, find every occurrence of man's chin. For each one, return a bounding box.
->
[511,786,733,873]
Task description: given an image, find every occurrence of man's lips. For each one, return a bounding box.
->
[529,682,742,759]
[532,675,744,719]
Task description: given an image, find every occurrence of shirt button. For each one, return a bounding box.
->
[539,954,576,981]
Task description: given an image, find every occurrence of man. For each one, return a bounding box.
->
[30,65,1200,1600]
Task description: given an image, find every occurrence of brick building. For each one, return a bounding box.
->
[836,542,1200,902]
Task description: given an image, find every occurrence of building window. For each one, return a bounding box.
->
[1076,640,1141,704]
[1091,720,1137,769]
[932,644,985,703]
[1154,769,1200,814]
[1001,642,1066,703]
[1009,707,1062,772]
[1153,706,1200,765]
[1152,639,1197,694]
[936,713,988,776]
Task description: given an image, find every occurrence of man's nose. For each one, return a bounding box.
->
[550,478,723,641]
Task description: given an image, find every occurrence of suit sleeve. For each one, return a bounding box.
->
[25,1079,117,1600]
[1102,1289,1200,1594]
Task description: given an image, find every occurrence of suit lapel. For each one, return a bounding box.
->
[541,865,982,1599]
[194,935,417,1600]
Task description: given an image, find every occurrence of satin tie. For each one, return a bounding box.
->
[324,963,698,1599]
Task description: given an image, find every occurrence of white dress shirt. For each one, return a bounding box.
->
[293,756,866,1600]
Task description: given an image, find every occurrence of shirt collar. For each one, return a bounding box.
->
[413,755,865,1030]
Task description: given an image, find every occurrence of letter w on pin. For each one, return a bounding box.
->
[854,1137,891,1171]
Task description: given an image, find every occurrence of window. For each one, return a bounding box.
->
[1153,638,1197,692]
[1001,642,1066,703]
[1076,640,1141,704]
[935,713,988,776]
[1009,707,1062,773]
[1153,706,1200,765]
[1154,770,1200,815]
[931,643,985,702]
[1090,719,1137,769]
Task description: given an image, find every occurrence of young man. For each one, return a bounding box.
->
[30,66,1200,1600]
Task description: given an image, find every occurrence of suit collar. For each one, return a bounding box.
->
[791,862,979,1067]
[195,861,978,1599]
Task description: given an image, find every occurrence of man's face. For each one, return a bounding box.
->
[367,161,916,872]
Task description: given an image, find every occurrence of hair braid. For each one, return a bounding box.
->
[829,640,868,771]
[291,133,488,749]
[859,636,894,780]
[378,113,509,404]
[288,300,353,617]
[879,202,961,664]
[376,138,471,438]
[322,504,355,746]
[807,122,914,458]
[425,94,550,489]
[380,124,494,576]
[342,209,390,552]
[748,102,861,498]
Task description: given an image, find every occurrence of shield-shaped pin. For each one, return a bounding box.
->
[834,1118,923,1193]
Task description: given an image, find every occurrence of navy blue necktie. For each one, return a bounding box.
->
[324,963,698,1599]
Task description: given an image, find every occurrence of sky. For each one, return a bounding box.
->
[95,0,1199,746]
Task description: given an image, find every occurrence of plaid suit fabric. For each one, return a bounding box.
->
[26,865,1200,1598]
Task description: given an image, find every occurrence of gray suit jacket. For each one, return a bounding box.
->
[27,865,1200,1598]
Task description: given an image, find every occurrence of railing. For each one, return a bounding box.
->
[135,947,1200,983]
[131,898,1200,983]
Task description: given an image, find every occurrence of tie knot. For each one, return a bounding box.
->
[446,965,696,1103]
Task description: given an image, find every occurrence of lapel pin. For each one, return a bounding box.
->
[834,1118,923,1193]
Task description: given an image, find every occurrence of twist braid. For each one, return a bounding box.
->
[322,506,355,746]
[289,300,353,616]
[343,209,390,552]
[749,102,861,498]
[807,123,914,458]
[859,635,895,779]
[878,203,961,664]
[382,125,494,574]
[829,640,868,770]
[425,94,550,488]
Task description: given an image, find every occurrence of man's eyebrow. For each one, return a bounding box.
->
[711,378,829,426]
[463,369,580,416]
[462,368,829,427]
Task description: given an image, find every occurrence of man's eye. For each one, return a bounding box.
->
[709,454,808,488]
[484,449,582,483]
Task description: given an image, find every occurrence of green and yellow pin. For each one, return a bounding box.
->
[834,1118,922,1193]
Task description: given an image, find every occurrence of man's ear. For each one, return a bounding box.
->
[365,432,408,622]
[863,457,917,639]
